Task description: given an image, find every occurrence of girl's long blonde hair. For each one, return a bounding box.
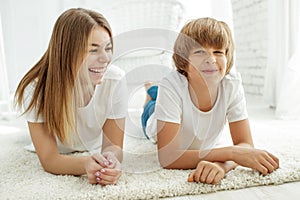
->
[14,8,113,145]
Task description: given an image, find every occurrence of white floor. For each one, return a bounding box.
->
[1,95,300,200]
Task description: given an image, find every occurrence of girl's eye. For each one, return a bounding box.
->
[105,46,112,51]
[89,49,98,53]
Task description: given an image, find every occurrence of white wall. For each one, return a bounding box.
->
[0,0,233,94]
[231,0,268,96]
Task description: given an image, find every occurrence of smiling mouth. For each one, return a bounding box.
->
[201,69,218,73]
[88,68,106,74]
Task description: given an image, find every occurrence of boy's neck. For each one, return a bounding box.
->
[188,80,219,112]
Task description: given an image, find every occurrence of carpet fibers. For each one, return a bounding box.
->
[0,119,300,199]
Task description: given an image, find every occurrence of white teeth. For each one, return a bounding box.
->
[89,68,106,73]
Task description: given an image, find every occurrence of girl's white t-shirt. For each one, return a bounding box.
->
[146,70,248,150]
[23,65,127,153]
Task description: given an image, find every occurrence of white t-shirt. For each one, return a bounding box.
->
[146,70,248,150]
[23,65,127,153]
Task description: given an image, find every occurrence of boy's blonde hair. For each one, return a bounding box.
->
[173,17,234,77]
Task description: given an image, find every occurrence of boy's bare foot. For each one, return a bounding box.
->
[144,81,155,91]
[144,81,155,108]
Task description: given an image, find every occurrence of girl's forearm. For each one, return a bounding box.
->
[40,154,90,175]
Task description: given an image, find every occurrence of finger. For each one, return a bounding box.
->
[261,158,275,174]
[187,172,194,182]
[255,163,268,175]
[97,169,121,184]
[104,156,117,169]
[100,168,122,176]
[92,153,109,167]
[212,172,223,184]
[87,173,98,184]
[267,152,280,169]
[265,154,278,170]
[206,169,218,184]
[194,163,205,182]
[86,160,103,173]
[200,165,212,183]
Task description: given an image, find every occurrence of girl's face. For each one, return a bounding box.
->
[85,26,112,86]
[187,46,227,86]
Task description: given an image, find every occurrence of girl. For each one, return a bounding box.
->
[14,8,127,185]
[143,17,279,184]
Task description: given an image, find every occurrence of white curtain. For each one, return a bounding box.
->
[264,0,300,119]
[0,12,10,114]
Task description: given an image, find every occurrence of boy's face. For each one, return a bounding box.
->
[187,46,227,86]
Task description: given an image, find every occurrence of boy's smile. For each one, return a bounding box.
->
[187,47,227,86]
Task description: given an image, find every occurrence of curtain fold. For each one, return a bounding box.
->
[0,12,11,115]
[264,0,300,119]
[275,0,300,119]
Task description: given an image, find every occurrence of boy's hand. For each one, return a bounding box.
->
[188,161,225,184]
[232,147,279,175]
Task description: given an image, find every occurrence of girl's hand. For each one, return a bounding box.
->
[85,155,105,184]
[93,152,122,186]
[188,161,225,184]
[232,146,279,175]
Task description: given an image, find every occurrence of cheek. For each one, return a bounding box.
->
[217,58,227,69]
[85,55,98,65]
[107,52,113,61]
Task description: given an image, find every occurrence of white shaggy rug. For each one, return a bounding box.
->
[0,115,300,199]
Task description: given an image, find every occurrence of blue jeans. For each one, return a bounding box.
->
[141,85,158,139]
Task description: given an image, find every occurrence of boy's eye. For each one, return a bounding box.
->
[194,50,206,54]
[215,50,225,54]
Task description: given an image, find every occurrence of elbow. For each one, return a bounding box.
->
[40,161,56,174]
[38,155,59,175]
[158,151,177,169]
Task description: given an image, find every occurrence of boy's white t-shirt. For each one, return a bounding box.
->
[23,65,127,153]
[146,70,248,150]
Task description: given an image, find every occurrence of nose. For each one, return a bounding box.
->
[97,51,110,63]
[205,55,216,64]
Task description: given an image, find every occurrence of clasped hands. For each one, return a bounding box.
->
[85,151,121,186]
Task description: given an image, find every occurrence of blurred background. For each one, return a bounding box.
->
[0,0,299,120]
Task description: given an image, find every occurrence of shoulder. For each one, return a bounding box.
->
[158,70,187,101]
[23,79,38,99]
[221,71,246,105]
[160,69,187,88]
[223,71,242,82]
[102,65,125,81]
[221,71,243,91]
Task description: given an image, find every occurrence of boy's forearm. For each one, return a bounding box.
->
[158,146,235,169]
[102,145,123,162]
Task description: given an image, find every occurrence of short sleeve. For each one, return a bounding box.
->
[103,66,128,119]
[106,77,128,119]
[154,83,182,124]
[226,76,248,123]
[22,82,44,123]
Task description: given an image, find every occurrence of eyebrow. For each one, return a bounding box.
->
[90,43,100,47]
[89,42,112,47]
